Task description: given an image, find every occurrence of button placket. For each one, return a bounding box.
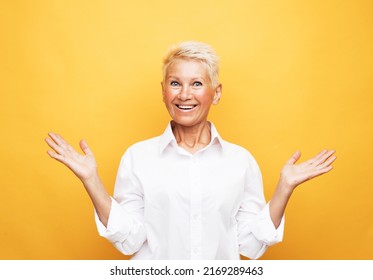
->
[189,155,202,259]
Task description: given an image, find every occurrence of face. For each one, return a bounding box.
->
[162,59,222,128]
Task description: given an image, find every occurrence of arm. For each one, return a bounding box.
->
[46,133,147,255]
[269,149,337,228]
[237,153,284,259]
[45,132,111,226]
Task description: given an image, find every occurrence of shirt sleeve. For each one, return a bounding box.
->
[236,154,284,259]
[94,149,146,255]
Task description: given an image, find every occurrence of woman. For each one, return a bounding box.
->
[45,41,336,259]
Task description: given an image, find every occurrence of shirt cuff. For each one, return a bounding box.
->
[94,197,133,243]
[249,202,285,246]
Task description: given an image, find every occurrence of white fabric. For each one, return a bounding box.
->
[95,122,284,259]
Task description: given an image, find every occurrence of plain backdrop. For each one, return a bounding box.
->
[0,0,372,259]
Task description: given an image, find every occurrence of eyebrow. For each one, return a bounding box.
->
[166,75,206,81]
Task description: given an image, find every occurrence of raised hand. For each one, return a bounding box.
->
[45,132,111,226]
[269,149,336,228]
[45,132,98,183]
[280,149,337,191]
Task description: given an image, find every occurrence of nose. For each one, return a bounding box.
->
[178,86,191,101]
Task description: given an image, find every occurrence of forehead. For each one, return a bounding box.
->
[166,59,208,79]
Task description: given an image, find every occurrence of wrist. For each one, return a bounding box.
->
[276,176,295,198]
[81,171,101,188]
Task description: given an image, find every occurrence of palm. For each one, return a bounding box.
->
[280,150,336,190]
[45,132,97,181]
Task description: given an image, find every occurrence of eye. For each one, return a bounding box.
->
[170,81,180,86]
[193,81,203,87]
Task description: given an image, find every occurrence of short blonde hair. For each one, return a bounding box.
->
[162,41,220,87]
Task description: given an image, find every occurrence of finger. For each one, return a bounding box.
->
[49,132,73,149]
[79,139,93,156]
[48,132,64,146]
[317,154,337,170]
[314,150,336,166]
[287,151,301,164]
[45,137,65,155]
[46,149,67,164]
[308,165,334,180]
[51,133,79,154]
[306,149,328,164]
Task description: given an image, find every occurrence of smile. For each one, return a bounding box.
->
[176,105,197,111]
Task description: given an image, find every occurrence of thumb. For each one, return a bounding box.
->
[79,139,93,156]
[287,150,301,165]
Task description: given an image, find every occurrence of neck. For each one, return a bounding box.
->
[171,121,211,154]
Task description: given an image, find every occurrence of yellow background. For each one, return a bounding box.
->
[1,0,372,259]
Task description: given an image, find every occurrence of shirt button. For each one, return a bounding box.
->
[193,214,199,220]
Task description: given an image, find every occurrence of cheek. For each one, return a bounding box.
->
[196,91,214,105]
[162,93,175,106]
[163,89,178,102]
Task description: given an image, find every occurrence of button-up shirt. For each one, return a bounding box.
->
[95,122,284,259]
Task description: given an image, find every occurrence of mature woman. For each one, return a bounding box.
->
[45,41,336,260]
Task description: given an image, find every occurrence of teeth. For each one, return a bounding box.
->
[177,105,195,110]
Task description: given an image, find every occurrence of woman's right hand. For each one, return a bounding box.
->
[45,132,97,183]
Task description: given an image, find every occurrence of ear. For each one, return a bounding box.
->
[161,81,165,102]
[212,84,222,105]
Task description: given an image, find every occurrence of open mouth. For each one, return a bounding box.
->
[176,105,197,111]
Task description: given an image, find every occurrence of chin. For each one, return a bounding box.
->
[171,117,205,128]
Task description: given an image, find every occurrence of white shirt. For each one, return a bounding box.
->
[95,122,284,260]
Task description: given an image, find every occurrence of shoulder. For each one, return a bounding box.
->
[220,139,261,171]
[127,135,161,152]
[123,135,161,156]
[220,139,255,159]
[115,136,161,174]
[119,135,162,162]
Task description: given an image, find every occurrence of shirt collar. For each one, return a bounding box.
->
[158,121,224,154]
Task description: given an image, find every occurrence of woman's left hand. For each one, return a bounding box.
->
[280,149,337,192]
